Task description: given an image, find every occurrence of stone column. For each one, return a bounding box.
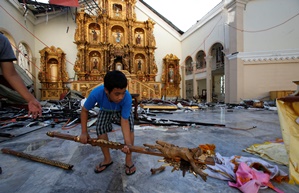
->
[225,0,249,103]
[192,61,197,98]
[181,65,185,98]
[205,56,213,102]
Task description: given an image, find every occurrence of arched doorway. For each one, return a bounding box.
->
[185,56,193,99]
[210,43,225,103]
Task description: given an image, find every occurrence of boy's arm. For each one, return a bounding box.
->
[121,117,133,146]
[80,106,90,143]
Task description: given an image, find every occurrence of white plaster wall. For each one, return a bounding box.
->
[0,1,35,49]
[135,2,182,82]
[181,13,225,72]
[240,0,299,100]
[244,0,299,52]
[243,60,299,99]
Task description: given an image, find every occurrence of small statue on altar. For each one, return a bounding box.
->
[138,59,142,70]
[92,30,98,41]
[169,67,174,83]
[136,33,141,45]
[115,31,122,43]
[92,58,98,69]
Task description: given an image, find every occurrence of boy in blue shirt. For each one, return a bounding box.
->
[79,70,136,175]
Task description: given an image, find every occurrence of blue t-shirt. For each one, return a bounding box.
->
[84,85,132,119]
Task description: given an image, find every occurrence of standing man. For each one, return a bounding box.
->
[80,70,136,175]
[0,33,42,119]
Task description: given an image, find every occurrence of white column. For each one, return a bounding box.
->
[205,56,213,102]
[181,65,185,98]
[192,61,197,98]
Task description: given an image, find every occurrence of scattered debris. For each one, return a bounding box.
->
[0,89,278,141]
[150,165,166,174]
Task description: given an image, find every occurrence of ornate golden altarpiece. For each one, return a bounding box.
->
[161,54,181,98]
[70,0,161,99]
[38,46,69,100]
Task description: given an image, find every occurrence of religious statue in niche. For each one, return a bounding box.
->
[113,4,122,18]
[137,58,142,70]
[92,30,98,41]
[168,65,174,83]
[113,30,123,43]
[136,33,142,45]
[89,27,100,42]
[92,58,99,69]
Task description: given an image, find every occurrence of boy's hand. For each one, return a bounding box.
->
[79,133,90,144]
[121,145,131,154]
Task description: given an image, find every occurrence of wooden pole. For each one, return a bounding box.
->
[1,148,73,170]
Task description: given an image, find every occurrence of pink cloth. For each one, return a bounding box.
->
[228,162,284,193]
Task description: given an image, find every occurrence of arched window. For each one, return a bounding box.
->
[196,50,206,69]
[18,43,32,79]
[185,57,193,75]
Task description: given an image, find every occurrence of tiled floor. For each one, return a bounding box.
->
[1,107,299,193]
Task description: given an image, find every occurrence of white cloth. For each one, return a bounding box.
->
[204,152,288,181]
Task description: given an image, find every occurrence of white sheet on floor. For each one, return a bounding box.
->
[204,152,288,181]
[243,141,288,166]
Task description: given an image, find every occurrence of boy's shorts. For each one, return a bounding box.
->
[95,110,134,135]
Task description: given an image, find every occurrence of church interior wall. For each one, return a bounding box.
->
[0,1,35,52]
[182,15,225,59]
[134,5,151,23]
[135,1,181,40]
[243,60,299,100]
[243,0,299,52]
[225,57,241,104]
[239,0,299,101]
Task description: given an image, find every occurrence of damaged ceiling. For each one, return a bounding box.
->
[17,0,101,18]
